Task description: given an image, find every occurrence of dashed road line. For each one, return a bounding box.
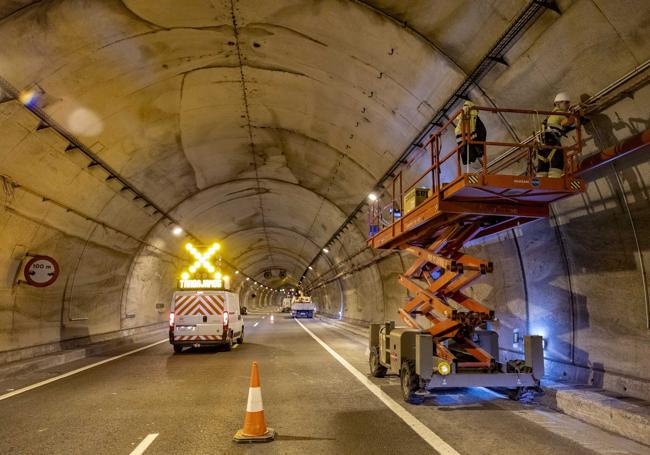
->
[130,433,159,455]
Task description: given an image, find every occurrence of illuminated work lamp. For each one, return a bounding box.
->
[437,361,451,376]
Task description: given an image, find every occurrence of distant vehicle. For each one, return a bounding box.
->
[241,306,247,315]
[169,290,244,353]
[291,294,315,318]
[281,298,292,313]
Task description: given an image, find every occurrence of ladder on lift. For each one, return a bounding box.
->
[368,105,586,375]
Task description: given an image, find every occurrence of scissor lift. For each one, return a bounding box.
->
[367,106,586,402]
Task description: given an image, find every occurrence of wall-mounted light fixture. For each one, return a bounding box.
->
[512,328,520,345]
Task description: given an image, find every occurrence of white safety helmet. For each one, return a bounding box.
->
[554,92,571,104]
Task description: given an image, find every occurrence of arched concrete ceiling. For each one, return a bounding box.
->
[1,0,648,287]
[0,0,471,282]
[222,226,321,274]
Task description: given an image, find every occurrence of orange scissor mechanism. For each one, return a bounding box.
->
[367,105,585,399]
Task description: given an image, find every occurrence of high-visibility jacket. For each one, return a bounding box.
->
[538,107,569,164]
[544,107,570,137]
[455,102,485,144]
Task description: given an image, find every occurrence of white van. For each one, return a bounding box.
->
[169,290,244,353]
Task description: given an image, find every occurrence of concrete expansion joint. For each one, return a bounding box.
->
[228,0,275,268]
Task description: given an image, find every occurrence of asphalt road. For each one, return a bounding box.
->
[0,311,647,455]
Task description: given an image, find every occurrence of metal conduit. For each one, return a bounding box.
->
[300,0,560,286]
[0,76,259,285]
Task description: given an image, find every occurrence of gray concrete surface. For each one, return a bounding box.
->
[1,313,648,455]
[0,1,649,443]
[0,324,166,379]
[541,381,650,446]
[318,312,650,447]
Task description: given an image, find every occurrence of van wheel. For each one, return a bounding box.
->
[223,333,233,351]
[173,344,183,354]
[237,328,244,344]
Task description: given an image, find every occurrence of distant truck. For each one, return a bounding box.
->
[281,298,292,313]
[291,294,315,318]
[169,290,244,353]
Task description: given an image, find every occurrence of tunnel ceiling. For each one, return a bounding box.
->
[1,0,643,285]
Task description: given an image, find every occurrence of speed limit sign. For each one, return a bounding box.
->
[23,255,60,288]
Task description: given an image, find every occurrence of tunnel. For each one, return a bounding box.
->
[0,1,649,454]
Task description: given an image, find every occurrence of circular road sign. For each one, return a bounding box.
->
[23,255,60,288]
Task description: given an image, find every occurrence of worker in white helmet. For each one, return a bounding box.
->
[536,92,577,178]
[455,100,487,172]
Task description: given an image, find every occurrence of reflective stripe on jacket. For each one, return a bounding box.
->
[455,108,478,144]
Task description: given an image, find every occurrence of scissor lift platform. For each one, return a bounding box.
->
[367,105,586,402]
[368,172,585,251]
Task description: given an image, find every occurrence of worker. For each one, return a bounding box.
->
[455,100,487,171]
[536,92,577,178]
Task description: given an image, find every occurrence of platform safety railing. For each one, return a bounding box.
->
[368,105,582,238]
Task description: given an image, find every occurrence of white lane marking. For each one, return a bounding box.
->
[294,319,460,455]
[253,322,259,327]
[0,339,167,401]
[130,433,159,455]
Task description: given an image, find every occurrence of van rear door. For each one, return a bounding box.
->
[173,292,226,340]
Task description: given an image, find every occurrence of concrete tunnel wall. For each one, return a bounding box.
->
[308,84,650,400]
[0,0,648,401]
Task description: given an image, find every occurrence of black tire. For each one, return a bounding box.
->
[400,360,422,404]
[369,346,387,378]
[237,327,244,344]
[173,344,183,354]
[223,332,233,351]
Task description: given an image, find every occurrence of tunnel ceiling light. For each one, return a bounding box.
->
[368,192,378,202]
[308,266,313,270]
[172,226,183,236]
[322,247,329,253]
[235,270,239,274]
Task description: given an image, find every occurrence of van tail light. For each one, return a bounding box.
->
[223,311,229,332]
[169,312,175,327]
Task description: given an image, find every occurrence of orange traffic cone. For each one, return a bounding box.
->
[233,362,275,443]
